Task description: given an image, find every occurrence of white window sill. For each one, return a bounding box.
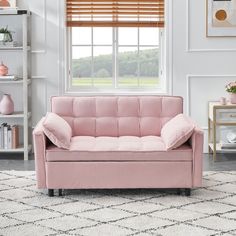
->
[64,88,168,96]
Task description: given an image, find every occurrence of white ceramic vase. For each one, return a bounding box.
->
[229,93,236,104]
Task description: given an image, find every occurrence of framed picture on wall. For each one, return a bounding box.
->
[207,0,236,37]
[0,0,16,8]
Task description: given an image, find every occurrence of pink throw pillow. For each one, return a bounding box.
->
[161,114,195,151]
[42,112,72,149]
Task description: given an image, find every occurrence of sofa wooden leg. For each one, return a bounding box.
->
[184,188,191,196]
[177,188,181,195]
[48,189,54,197]
[58,189,62,196]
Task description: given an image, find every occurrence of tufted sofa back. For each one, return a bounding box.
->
[51,96,183,137]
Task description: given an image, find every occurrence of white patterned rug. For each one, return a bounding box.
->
[0,171,236,236]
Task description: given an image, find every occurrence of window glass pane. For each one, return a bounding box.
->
[139,47,159,87]
[118,28,138,45]
[72,46,92,87]
[72,28,91,45]
[139,28,159,45]
[93,46,112,87]
[93,27,112,45]
[118,47,138,87]
[72,46,91,59]
[70,27,161,90]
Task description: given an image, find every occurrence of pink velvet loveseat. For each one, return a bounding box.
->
[33,96,203,197]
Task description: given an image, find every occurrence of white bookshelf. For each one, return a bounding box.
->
[0,46,31,51]
[0,112,31,119]
[0,145,32,153]
[0,79,31,84]
[0,10,31,160]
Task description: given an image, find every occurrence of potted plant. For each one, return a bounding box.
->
[226,81,236,104]
[0,26,13,42]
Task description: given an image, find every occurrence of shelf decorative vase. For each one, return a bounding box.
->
[0,0,10,7]
[0,61,8,76]
[229,93,236,104]
[0,94,14,115]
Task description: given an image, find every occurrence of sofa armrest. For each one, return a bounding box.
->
[189,124,204,187]
[33,117,47,189]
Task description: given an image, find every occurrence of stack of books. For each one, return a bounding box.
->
[220,132,236,149]
[0,123,19,149]
[220,141,236,149]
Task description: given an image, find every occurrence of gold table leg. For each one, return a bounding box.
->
[213,108,217,161]
[208,118,212,154]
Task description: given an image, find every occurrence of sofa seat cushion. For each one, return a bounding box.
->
[46,136,192,162]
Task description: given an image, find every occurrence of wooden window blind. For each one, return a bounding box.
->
[66,0,164,27]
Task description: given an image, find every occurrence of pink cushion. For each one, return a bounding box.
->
[161,114,195,150]
[42,112,72,149]
[46,136,192,162]
[70,136,166,151]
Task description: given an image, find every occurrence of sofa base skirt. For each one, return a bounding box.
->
[45,161,193,189]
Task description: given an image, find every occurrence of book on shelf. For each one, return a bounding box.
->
[7,126,12,149]
[3,125,8,149]
[0,123,7,149]
[0,123,19,150]
[12,125,19,149]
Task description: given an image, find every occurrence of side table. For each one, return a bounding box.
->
[208,101,236,161]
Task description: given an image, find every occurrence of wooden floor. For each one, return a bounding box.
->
[0,153,235,171]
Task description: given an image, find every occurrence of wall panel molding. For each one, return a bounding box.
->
[185,0,236,52]
[186,74,236,116]
[59,0,71,95]
[166,0,173,95]
[31,76,47,126]
[31,0,47,54]
[57,0,61,95]
[31,76,47,79]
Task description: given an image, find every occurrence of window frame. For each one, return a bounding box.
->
[66,27,166,94]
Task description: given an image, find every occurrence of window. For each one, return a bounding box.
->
[68,27,164,91]
[66,0,165,92]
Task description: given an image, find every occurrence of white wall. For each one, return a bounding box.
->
[17,0,62,127]
[16,0,236,151]
[171,0,236,151]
